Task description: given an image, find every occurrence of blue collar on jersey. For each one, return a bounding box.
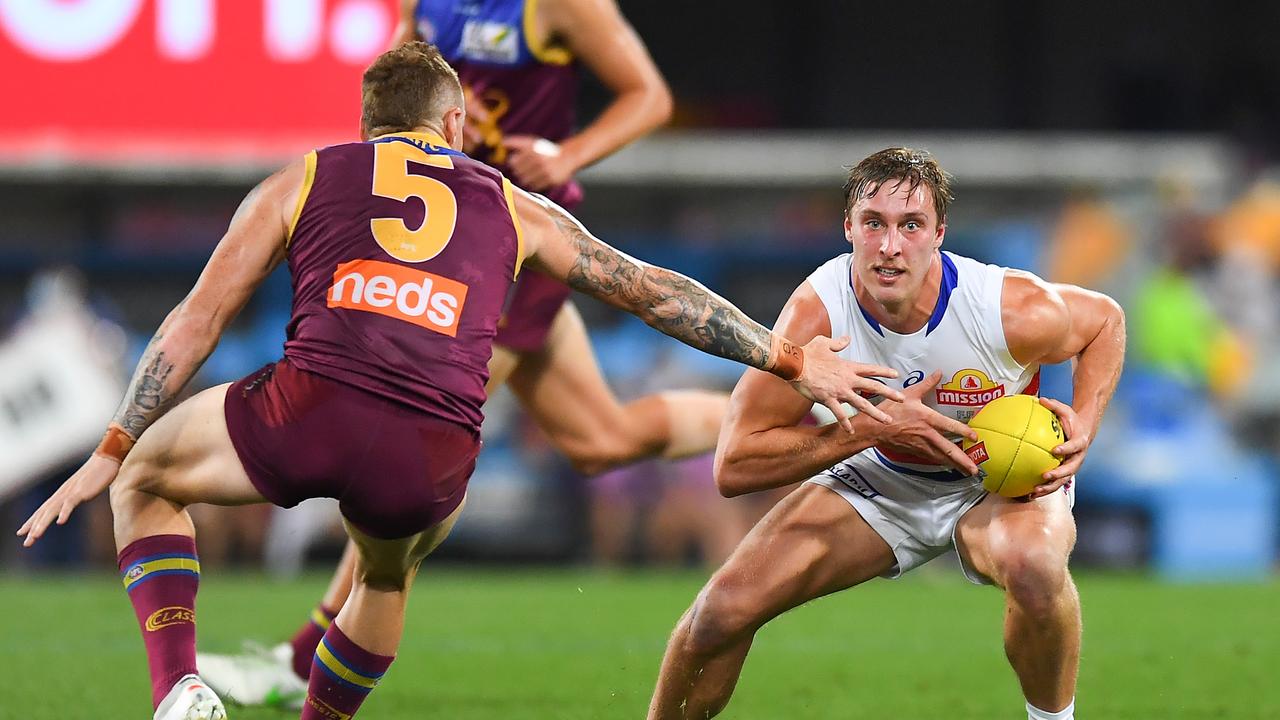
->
[852,251,958,337]
[374,133,469,159]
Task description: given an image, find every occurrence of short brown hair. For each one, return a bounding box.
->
[843,147,954,223]
[361,42,462,136]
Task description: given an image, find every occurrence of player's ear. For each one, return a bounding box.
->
[441,105,465,150]
[843,214,855,246]
[934,221,946,249]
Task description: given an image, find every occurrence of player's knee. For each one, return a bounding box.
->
[997,546,1070,617]
[354,557,418,592]
[682,578,759,657]
[108,455,159,511]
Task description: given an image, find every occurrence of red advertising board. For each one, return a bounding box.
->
[0,0,398,167]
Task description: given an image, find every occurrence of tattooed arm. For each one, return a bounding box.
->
[513,188,902,425]
[17,159,303,546]
[110,161,301,442]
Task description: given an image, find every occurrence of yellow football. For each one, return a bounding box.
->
[962,394,1066,498]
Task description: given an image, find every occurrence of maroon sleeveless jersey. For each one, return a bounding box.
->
[417,0,583,209]
[282,131,524,431]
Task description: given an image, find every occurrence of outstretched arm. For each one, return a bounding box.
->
[1004,271,1126,498]
[714,284,978,496]
[17,159,302,546]
[515,189,903,426]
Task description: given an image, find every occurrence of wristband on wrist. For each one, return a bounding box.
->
[765,335,805,382]
[93,423,136,464]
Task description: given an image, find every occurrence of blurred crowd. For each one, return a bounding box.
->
[3,165,1279,578]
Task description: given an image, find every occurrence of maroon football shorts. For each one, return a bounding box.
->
[223,358,480,539]
[493,270,572,353]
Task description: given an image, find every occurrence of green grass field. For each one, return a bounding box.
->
[0,569,1276,719]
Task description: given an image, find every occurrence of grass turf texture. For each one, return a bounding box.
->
[0,569,1275,719]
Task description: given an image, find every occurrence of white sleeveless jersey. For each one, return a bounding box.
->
[807,251,1040,482]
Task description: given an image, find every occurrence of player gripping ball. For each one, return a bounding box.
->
[963,394,1067,497]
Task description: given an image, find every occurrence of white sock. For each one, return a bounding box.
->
[1027,698,1074,720]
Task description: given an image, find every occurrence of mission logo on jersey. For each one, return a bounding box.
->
[935,368,1006,407]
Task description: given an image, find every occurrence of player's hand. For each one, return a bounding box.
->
[791,335,903,430]
[1028,397,1089,499]
[871,371,980,475]
[16,454,121,548]
[504,135,576,191]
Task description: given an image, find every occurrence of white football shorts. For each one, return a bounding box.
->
[807,451,1074,585]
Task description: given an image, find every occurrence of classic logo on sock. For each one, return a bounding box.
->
[145,606,195,631]
[305,695,352,720]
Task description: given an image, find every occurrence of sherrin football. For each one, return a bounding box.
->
[962,394,1066,498]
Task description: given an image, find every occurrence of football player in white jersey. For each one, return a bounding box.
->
[646,148,1125,720]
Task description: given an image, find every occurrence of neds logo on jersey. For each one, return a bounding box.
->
[329,260,468,337]
[936,368,1006,407]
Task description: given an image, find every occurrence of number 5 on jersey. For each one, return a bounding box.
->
[370,141,459,263]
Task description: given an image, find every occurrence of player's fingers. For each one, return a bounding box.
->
[22,512,50,546]
[1028,476,1068,500]
[824,400,854,433]
[18,500,53,537]
[827,335,850,352]
[930,433,977,475]
[55,501,77,525]
[1038,396,1074,421]
[915,370,943,393]
[847,393,892,424]
[1042,456,1082,481]
[856,362,899,381]
[1051,437,1086,456]
[502,135,536,151]
[931,412,977,441]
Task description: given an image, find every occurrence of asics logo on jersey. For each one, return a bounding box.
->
[328,259,468,337]
[936,368,1006,407]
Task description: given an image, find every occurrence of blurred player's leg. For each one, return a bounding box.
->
[647,483,896,719]
[507,302,729,475]
[299,503,463,720]
[110,383,266,719]
[955,490,1079,719]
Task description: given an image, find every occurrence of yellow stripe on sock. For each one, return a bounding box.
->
[315,641,379,690]
[311,607,333,631]
[121,557,201,589]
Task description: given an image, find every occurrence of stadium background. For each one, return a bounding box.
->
[0,1,1277,717]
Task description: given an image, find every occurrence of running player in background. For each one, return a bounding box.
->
[198,0,724,707]
[646,148,1126,720]
[17,44,901,720]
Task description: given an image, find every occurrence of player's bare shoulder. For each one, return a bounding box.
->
[1000,269,1071,366]
[776,281,835,346]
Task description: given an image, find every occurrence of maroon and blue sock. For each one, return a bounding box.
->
[301,623,394,720]
[117,534,201,708]
[289,604,338,681]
